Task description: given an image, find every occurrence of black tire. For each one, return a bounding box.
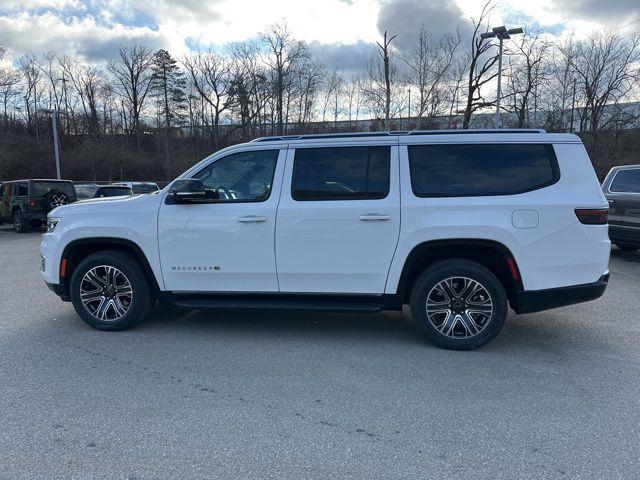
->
[615,244,639,252]
[70,250,155,331]
[410,259,508,350]
[12,209,30,233]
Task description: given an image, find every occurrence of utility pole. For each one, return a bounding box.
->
[481,26,523,128]
[41,108,66,179]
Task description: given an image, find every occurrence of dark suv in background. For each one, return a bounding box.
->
[602,165,640,252]
[75,183,133,199]
[0,179,77,232]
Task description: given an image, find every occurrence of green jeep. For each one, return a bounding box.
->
[0,179,78,233]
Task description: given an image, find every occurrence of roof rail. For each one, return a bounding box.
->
[250,129,546,142]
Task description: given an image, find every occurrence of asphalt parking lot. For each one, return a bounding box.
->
[1,226,639,479]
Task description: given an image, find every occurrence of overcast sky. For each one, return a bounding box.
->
[0,0,638,72]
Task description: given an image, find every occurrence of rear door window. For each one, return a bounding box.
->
[32,181,76,197]
[610,169,640,193]
[408,144,559,197]
[96,187,132,197]
[292,146,390,200]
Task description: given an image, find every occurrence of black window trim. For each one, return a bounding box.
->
[185,148,281,204]
[408,143,561,198]
[291,145,392,202]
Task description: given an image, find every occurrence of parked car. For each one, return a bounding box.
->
[1,179,77,232]
[602,164,640,252]
[75,183,133,199]
[110,181,159,194]
[41,130,610,350]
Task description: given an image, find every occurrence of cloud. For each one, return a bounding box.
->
[0,11,168,62]
[376,0,469,51]
[550,0,640,22]
[308,40,376,75]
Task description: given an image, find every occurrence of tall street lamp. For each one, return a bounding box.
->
[480,26,523,128]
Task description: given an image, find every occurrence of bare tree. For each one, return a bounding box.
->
[183,50,231,149]
[0,48,22,124]
[378,31,397,129]
[60,55,103,137]
[570,32,640,148]
[362,30,399,129]
[461,2,499,129]
[403,26,460,128]
[503,32,551,128]
[260,22,309,135]
[107,45,153,149]
[19,53,43,138]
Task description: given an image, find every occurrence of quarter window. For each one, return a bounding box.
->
[16,183,28,196]
[610,169,640,193]
[408,144,559,197]
[194,149,279,202]
[292,146,390,201]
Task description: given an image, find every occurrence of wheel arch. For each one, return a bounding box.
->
[395,239,524,306]
[61,237,161,298]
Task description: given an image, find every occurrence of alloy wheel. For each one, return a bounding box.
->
[425,276,493,338]
[80,265,133,321]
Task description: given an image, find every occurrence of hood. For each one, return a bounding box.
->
[49,191,162,217]
[75,194,140,204]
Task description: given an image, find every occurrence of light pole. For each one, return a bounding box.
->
[41,109,66,179]
[480,26,523,128]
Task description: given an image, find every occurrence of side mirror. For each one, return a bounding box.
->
[167,178,206,204]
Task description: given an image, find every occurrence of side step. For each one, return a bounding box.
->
[161,293,390,313]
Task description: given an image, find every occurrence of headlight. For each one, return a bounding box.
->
[46,217,60,233]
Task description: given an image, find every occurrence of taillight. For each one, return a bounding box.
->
[575,208,608,225]
[28,200,37,208]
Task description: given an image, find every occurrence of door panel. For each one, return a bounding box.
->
[158,149,285,292]
[607,168,640,229]
[275,144,401,294]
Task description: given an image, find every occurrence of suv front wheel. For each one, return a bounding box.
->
[410,259,508,350]
[70,251,155,331]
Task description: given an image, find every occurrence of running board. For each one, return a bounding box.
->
[160,293,400,313]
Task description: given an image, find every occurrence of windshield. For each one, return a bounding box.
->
[75,185,97,199]
[32,181,76,197]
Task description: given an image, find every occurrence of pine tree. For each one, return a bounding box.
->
[150,49,187,179]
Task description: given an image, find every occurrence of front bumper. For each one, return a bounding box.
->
[513,272,609,314]
[45,282,70,301]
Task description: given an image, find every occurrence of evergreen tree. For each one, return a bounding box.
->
[150,49,187,178]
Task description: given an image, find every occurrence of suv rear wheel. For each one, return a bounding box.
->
[12,209,30,233]
[70,251,155,331]
[410,259,508,350]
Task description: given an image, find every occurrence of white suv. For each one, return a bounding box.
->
[41,130,610,350]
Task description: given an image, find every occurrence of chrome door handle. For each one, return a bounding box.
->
[237,215,267,223]
[359,213,391,221]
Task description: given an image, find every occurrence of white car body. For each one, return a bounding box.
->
[41,130,610,329]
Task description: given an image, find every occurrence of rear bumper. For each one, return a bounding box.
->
[24,211,47,221]
[513,273,609,314]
